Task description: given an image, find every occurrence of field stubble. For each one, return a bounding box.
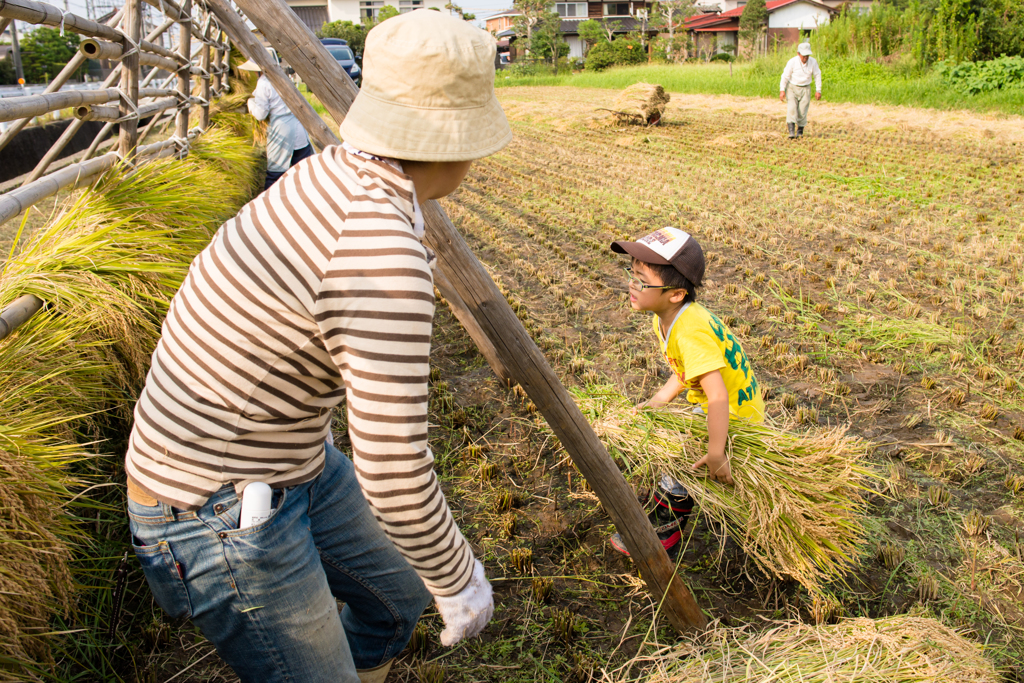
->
[396,86,1024,682]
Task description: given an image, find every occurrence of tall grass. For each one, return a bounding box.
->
[0,119,260,679]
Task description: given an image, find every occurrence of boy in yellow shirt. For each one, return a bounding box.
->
[608,227,764,558]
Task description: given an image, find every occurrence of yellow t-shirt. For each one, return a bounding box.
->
[654,304,765,423]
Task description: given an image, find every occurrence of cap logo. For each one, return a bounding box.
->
[638,227,690,260]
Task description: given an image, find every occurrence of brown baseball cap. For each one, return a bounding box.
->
[611,227,705,287]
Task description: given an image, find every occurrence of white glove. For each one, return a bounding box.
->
[434,560,493,647]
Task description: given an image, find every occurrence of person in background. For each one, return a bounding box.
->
[238,58,313,190]
[779,42,822,139]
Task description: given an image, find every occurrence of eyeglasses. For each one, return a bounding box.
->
[623,267,676,292]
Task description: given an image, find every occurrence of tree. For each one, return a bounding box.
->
[513,0,551,52]
[738,0,768,57]
[445,3,476,20]
[602,19,623,42]
[578,19,607,55]
[377,5,401,22]
[530,10,569,72]
[319,20,368,54]
[652,0,696,62]
[20,26,80,84]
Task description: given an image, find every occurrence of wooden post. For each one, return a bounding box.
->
[175,0,192,145]
[228,0,708,632]
[199,12,211,131]
[118,0,141,160]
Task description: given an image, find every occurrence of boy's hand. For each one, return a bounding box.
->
[692,450,733,485]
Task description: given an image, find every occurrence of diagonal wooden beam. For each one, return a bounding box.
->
[222,0,708,633]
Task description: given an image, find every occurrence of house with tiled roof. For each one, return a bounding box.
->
[685,0,836,55]
[491,2,658,60]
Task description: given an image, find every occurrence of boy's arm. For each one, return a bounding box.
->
[691,370,733,485]
[643,373,686,410]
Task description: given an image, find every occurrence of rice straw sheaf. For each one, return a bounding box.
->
[0,313,109,668]
[611,82,670,126]
[645,615,1000,683]
[574,386,876,594]
[0,120,260,676]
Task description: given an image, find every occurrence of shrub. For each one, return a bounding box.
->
[585,40,618,70]
[936,55,1024,94]
[710,52,736,62]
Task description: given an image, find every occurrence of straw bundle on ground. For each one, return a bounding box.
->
[574,387,875,594]
[644,615,999,683]
[0,121,260,676]
[610,83,670,126]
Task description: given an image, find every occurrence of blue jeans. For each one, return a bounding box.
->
[128,443,431,682]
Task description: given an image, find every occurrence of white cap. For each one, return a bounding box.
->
[797,42,813,56]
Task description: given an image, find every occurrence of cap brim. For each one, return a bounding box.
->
[610,240,671,265]
[340,89,512,162]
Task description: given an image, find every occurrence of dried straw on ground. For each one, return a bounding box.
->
[610,83,670,126]
[574,387,876,594]
[643,615,999,683]
[0,122,260,675]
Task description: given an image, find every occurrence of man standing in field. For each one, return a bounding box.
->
[779,42,821,139]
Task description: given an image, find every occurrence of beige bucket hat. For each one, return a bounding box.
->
[339,9,512,162]
[236,59,261,71]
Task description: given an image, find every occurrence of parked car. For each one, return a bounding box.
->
[319,38,361,86]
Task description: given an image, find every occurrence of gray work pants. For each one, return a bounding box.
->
[786,83,811,127]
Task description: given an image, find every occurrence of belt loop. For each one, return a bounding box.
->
[162,502,177,521]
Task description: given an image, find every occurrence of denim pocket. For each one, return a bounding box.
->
[133,541,193,620]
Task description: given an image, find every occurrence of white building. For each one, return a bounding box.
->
[285,0,427,31]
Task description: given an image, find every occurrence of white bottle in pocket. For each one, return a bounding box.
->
[239,482,273,529]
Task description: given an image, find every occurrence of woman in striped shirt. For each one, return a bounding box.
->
[125,11,512,683]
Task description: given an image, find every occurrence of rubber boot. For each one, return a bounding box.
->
[609,476,694,559]
[797,126,804,138]
[787,122,796,139]
[358,660,393,683]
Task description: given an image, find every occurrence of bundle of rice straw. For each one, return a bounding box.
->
[0,123,260,675]
[645,615,999,682]
[611,83,670,126]
[574,387,875,594]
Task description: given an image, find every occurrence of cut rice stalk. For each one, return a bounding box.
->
[573,386,876,594]
[646,615,999,683]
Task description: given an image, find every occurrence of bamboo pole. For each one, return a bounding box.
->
[0,294,43,342]
[0,152,119,225]
[175,0,192,145]
[118,0,141,160]
[199,12,211,131]
[76,96,177,122]
[224,0,708,632]
[80,36,184,63]
[0,0,123,41]
[0,88,119,123]
[0,6,125,155]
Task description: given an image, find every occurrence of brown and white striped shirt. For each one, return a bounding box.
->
[125,146,473,596]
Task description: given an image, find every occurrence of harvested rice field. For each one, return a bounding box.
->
[390,86,1024,682]
[7,87,1023,681]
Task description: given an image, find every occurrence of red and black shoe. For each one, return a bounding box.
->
[609,481,693,559]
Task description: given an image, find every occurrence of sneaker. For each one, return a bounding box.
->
[609,479,694,559]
